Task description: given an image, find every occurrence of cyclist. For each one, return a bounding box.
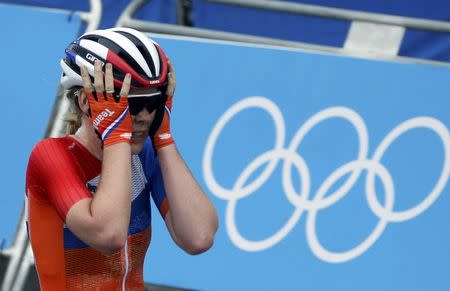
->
[25,27,218,290]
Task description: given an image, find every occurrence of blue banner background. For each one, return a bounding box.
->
[145,36,450,291]
[0,4,81,247]
[0,4,448,289]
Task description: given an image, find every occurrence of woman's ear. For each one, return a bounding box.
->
[77,90,90,116]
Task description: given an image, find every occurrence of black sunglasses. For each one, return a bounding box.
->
[128,91,162,115]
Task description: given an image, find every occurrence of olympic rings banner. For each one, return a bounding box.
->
[146,35,450,291]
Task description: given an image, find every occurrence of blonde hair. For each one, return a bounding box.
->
[64,87,84,135]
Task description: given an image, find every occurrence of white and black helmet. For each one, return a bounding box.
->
[60,27,168,90]
[61,27,170,137]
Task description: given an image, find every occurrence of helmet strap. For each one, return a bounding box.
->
[148,93,168,147]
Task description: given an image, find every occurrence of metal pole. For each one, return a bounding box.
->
[121,18,339,52]
[120,18,450,68]
[175,0,185,25]
[80,0,102,32]
[116,0,150,28]
[207,0,450,33]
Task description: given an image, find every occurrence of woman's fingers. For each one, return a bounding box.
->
[105,63,114,94]
[120,73,131,97]
[80,65,94,93]
[80,61,131,100]
[166,58,176,96]
[93,60,104,93]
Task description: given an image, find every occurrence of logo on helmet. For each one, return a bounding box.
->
[86,53,104,65]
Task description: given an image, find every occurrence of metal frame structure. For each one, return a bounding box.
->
[207,0,450,33]
[117,0,342,53]
[116,0,450,68]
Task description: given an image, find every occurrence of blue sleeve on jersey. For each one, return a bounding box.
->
[150,158,167,215]
[138,138,168,217]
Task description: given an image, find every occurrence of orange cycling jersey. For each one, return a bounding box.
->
[25,136,169,290]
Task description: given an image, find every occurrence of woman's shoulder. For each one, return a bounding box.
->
[31,136,73,153]
[26,136,76,188]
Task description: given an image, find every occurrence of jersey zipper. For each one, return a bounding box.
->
[121,239,130,291]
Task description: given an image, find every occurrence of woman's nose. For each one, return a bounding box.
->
[132,107,152,122]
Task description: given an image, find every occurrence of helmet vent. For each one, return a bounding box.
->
[115,31,157,78]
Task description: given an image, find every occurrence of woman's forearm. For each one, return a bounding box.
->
[157,144,218,254]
